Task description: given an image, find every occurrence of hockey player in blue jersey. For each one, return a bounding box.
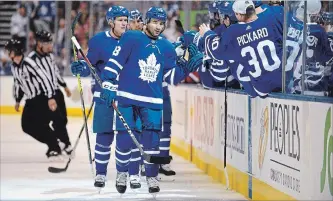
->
[199,0,284,97]
[70,6,135,191]
[100,7,202,194]
[199,1,240,90]
[291,1,333,96]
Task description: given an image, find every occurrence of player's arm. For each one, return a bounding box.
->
[13,77,24,103]
[199,24,230,61]
[208,58,230,82]
[70,36,101,77]
[164,43,203,85]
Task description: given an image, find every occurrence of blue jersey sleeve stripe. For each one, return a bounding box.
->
[210,70,227,82]
[163,69,172,80]
[109,58,124,70]
[210,66,229,73]
[105,67,119,76]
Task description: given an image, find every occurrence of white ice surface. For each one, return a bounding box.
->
[0,115,247,201]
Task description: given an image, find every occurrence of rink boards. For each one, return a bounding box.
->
[1,76,333,200]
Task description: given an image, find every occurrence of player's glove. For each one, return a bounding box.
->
[185,43,203,73]
[70,60,91,77]
[100,81,117,107]
[179,30,197,49]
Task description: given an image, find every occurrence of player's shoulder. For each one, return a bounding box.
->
[91,31,110,40]
[89,31,111,44]
[122,30,144,39]
[158,36,175,51]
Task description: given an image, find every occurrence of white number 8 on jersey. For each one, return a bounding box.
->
[112,46,121,56]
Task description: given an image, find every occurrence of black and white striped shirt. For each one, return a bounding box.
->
[12,56,55,102]
[28,51,67,90]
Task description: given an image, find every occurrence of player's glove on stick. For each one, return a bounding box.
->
[100,81,117,107]
[70,60,90,77]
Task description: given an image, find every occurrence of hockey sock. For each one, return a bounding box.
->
[95,132,114,176]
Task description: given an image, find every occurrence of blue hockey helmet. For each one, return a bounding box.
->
[106,5,129,23]
[322,11,333,25]
[129,9,143,21]
[208,1,220,20]
[253,1,263,8]
[217,1,237,23]
[145,7,167,24]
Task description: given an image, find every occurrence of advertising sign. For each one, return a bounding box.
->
[252,97,305,199]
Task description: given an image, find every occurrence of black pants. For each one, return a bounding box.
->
[21,95,61,154]
[52,89,71,146]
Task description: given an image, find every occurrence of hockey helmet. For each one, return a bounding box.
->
[129,9,143,22]
[145,7,167,24]
[5,39,24,55]
[106,5,129,23]
[35,30,53,42]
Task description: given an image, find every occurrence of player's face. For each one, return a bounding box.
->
[128,19,143,31]
[113,16,128,35]
[146,18,165,37]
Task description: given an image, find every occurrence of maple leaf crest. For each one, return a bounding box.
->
[138,53,161,83]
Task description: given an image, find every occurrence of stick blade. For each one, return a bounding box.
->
[48,166,67,173]
[149,156,172,164]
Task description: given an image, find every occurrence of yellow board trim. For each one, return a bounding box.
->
[0,106,93,117]
[170,136,295,201]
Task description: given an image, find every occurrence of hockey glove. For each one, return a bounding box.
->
[184,43,203,73]
[100,81,117,107]
[179,30,197,49]
[70,60,91,77]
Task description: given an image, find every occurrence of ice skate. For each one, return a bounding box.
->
[159,164,176,176]
[129,174,141,189]
[46,151,63,162]
[147,176,160,194]
[115,171,128,194]
[94,174,106,193]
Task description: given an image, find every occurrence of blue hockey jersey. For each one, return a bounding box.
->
[294,23,333,94]
[204,15,284,96]
[102,30,187,109]
[86,31,120,100]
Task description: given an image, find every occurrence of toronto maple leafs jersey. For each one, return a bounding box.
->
[86,31,120,100]
[293,23,333,94]
[102,30,187,109]
[204,15,284,96]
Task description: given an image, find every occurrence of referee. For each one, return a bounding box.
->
[28,30,73,156]
[5,39,62,161]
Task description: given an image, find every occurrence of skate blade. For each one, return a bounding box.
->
[150,192,158,199]
[95,187,103,194]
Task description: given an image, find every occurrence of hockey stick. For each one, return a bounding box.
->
[175,20,185,34]
[71,37,171,165]
[48,102,94,173]
[224,78,230,189]
[61,12,94,175]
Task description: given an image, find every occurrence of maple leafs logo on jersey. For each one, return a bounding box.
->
[138,53,161,83]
